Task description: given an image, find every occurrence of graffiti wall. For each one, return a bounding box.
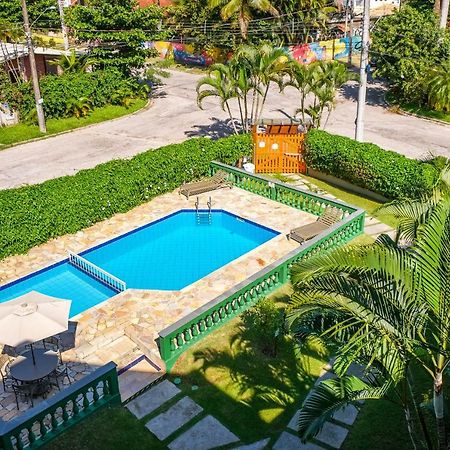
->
[147,36,362,67]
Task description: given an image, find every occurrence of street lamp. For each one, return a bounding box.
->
[30,6,57,28]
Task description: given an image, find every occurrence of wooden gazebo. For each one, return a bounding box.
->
[252,119,306,174]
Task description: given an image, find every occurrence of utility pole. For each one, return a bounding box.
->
[439,0,449,29]
[21,0,46,133]
[347,0,354,66]
[355,0,370,142]
[58,0,70,51]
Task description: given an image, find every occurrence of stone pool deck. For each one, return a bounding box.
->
[0,186,316,418]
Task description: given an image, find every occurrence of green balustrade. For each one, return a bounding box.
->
[159,163,365,372]
[0,362,121,450]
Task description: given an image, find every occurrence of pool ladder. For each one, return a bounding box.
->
[195,197,212,224]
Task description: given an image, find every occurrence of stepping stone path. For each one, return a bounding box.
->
[127,379,180,419]
[278,362,363,450]
[168,416,239,450]
[128,380,240,449]
[146,397,203,440]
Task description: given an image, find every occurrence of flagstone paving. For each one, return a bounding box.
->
[273,432,324,450]
[168,415,239,450]
[145,397,203,440]
[127,380,181,419]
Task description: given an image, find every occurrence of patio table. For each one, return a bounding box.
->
[10,348,59,383]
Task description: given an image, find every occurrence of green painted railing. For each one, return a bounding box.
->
[0,362,121,449]
[159,163,365,371]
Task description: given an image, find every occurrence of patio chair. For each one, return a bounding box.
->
[288,207,342,244]
[50,362,72,390]
[12,383,36,409]
[43,336,64,362]
[179,170,232,199]
[0,354,13,392]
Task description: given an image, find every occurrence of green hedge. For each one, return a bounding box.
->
[16,69,139,120]
[305,130,438,199]
[0,134,252,260]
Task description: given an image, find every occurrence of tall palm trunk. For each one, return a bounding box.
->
[225,102,239,135]
[434,369,447,450]
[256,84,270,123]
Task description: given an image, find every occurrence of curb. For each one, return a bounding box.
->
[0,99,153,151]
[383,93,450,127]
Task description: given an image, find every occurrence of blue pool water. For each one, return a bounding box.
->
[0,210,278,317]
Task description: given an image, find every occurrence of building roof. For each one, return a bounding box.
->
[0,42,69,64]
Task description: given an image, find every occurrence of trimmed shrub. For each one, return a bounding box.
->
[0,134,252,260]
[16,69,140,120]
[305,130,438,199]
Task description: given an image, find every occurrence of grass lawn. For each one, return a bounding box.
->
[0,99,147,149]
[271,172,399,229]
[396,102,450,124]
[168,286,328,446]
[385,92,450,124]
[45,406,165,450]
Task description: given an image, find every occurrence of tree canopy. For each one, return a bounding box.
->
[66,0,165,74]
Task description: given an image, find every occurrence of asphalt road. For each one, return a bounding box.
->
[0,69,449,190]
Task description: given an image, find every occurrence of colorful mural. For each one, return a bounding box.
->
[147,36,362,67]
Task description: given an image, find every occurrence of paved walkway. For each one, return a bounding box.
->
[0,71,449,189]
[126,365,361,449]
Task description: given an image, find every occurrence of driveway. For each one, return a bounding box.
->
[0,70,449,190]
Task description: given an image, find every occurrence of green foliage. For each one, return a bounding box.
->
[53,50,96,74]
[371,5,450,106]
[288,197,450,447]
[0,134,251,260]
[0,0,60,28]
[66,0,165,75]
[197,43,291,133]
[209,0,279,39]
[284,60,355,128]
[166,0,236,51]
[12,69,141,120]
[305,130,439,199]
[426,61,450,112]
[241,297,285,356]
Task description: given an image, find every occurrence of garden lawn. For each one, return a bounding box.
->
[270,172,399,229]
[45,406,166,450]
[168,287,328,446]
[299,174,400,229]
[0,99,147,149]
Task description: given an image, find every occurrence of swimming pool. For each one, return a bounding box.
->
[0,210,279,317]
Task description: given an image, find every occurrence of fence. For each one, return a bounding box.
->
[68,252,127,293]
[0,362,121,450]
[253,132,306,174]
[158,163,365,371]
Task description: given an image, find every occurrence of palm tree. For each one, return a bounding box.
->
[208,0,279,39]
[235,43,290,124]
[289,198,450,449]
[196,43,290,133]
[426,61,450,112]
[196,64,240,134]
[377,163,450,244]
[283,60,354,128]
[54,50,95,74]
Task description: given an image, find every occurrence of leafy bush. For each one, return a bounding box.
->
[15,69,142,120]
[305,130,439,199]
[371,5,450,107]
[0,134,252,260]
[242,298,285,357]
